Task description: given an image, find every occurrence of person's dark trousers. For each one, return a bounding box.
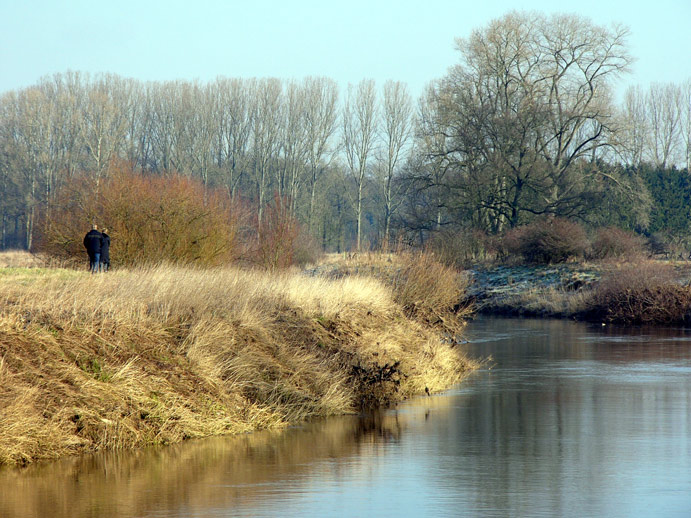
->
[101,260,109,273]
[90,252,101,273]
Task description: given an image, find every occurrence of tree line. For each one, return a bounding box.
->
[1,11,690,256]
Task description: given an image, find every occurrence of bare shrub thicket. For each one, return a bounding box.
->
[585,262,691,324]
[252,193,321,269]
[501,218,589,264]
[34,165,319,269]
[426,228,497,268]
[589,226,647,261]
[36,166,243,267]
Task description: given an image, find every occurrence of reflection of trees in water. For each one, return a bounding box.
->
[472,317,691,364]
[437,317,691,516]
[0,395,453,518]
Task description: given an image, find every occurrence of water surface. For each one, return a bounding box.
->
[1,317,690,517]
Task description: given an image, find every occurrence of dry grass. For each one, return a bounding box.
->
[0,262,477,466]
[315,251,473,332]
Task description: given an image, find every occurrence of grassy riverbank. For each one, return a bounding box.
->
[0,253,476,467]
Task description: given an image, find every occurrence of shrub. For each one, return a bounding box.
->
[35,166,244,267]
[502,218,588,264]
[585,261,691,324]
[646,232,670,258]
[590,227,646,261]
[252,194,306,269]
[426,228,497,267]
[292,227,323,267]
[646,232,691,261]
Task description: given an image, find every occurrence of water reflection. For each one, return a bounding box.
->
[1,317,690,518]
[452,318,691,518]
[0,396,455,518]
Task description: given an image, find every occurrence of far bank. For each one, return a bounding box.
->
[466,261,691,325]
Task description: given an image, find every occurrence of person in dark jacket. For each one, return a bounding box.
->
[83,224,103,273]
[100,228,111,272]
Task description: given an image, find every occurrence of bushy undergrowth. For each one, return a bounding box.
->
[34,164,313,270]
[0,263,475,466]
[424,220,653,267]
[584,262,691,324]
[36,168,242,267]
[426,228,496,268]
[253,193,321,268]
[589,226,646,261]
[501,218,589,264]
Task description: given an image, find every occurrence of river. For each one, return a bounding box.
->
[1,317,690,517]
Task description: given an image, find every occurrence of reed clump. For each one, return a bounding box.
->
[0,263,476,466]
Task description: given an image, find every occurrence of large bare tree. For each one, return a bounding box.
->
[278,80,309,209]
[619,85,649,168]
[303,77,339,232]
[215,77,253,199]
[342,79,378,250]
[378,80,412,247]
[683,79,691,172]
[250,78,283,224]
[78,74,129,183]
[646,82,683,169]
[418,11,632,229]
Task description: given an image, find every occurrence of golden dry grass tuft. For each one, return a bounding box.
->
[315,251,473,332]
[0,261,477,466]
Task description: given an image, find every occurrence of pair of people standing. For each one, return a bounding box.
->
[83,225,111,273]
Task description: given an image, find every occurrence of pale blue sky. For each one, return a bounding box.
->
[1,0,689,99]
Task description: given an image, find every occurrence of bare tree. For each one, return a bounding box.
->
[78,74,129,183]
[619,85,649,168]
[173,81,217,185]
[279,80,309,210]
[303,77,339,233]
[148,81,178,172]
[377,80,412,247]
[215,77,253,199]
[679,79,691,172]
[250,78,283,224]
[646,82,683,169]
[35,74,80,196]
[418,11,632,229]
[122,79,154,171]
[342,80,378,250]
[13,87,58,248]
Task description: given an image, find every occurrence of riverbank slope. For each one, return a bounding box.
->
[0,259,476,467]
